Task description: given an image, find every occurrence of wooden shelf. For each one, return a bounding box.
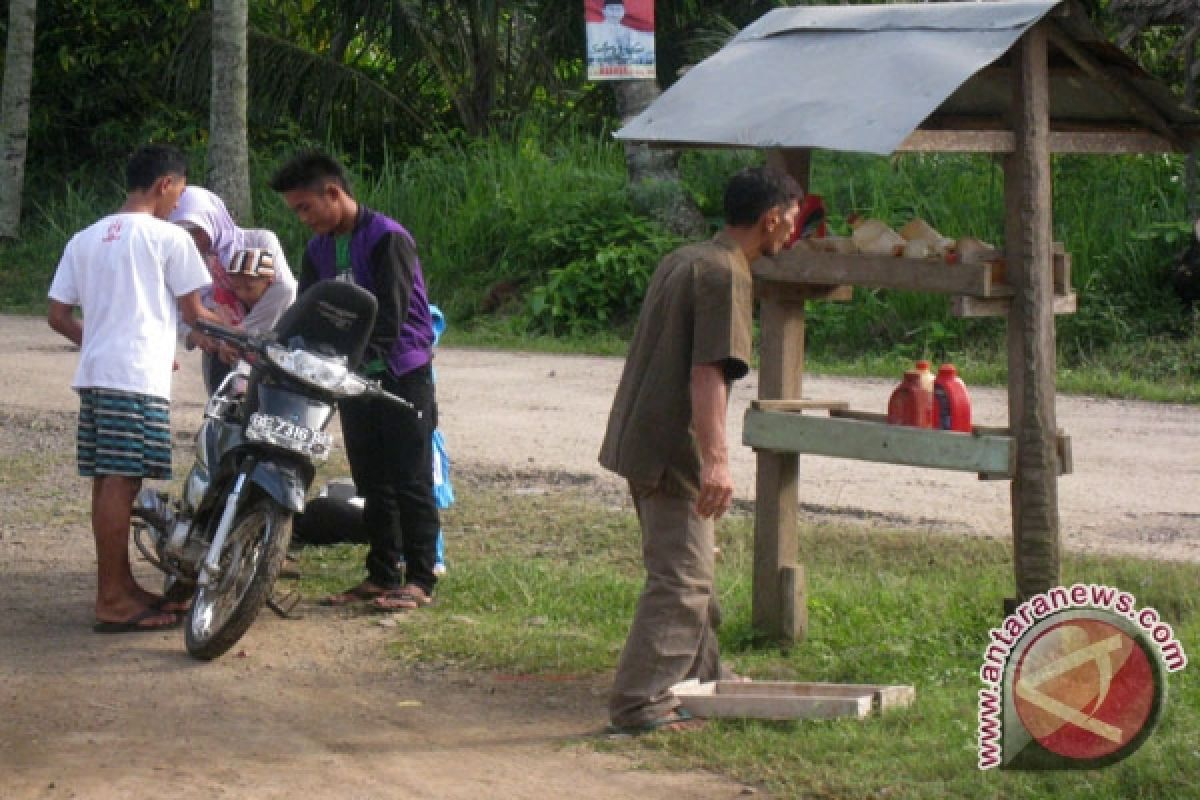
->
[950,248,1074,317]
[744,407,1014,476]
[755,250,1010,298]
[952,291,1077,317]
[743,407,1073,478]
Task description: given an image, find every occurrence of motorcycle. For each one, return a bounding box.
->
[132,281,414,660]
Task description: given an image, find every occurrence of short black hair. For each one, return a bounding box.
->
[268,150,353,196]
[126,144,188,192]
[723,166,800,227]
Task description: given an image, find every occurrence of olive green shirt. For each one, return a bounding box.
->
[598,232,754,498]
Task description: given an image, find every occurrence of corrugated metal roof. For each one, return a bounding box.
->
[615,0,1198,155]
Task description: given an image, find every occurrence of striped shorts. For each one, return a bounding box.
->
[77,389,172,480]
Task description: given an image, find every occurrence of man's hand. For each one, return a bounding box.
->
[186,328,218,354]
[217,341,239,365]
[696,458,734,519]
[690,362,734,519]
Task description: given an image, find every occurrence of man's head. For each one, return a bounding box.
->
[723,166,801,258]
[269,151,357,236]
[226,248,276,308]
[126,144,189,220]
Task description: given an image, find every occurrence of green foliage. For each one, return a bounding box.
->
[25,1,198,171]
[528,212,684,336]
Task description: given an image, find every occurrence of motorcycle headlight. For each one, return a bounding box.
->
[265,344,369,395]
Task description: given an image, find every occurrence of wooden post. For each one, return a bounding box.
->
[753,290,806,642]
[767,149,812,192]
[751,147,813,643]
[1003,25,1061,606]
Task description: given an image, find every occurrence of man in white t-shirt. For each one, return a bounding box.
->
[47,144,219,634]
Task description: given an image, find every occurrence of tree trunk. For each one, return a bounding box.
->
[0,0,37,240]
[612,80,707,238]
[209,0,253,223]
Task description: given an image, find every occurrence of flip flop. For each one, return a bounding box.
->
[320,582,388,607]
[605,709,706,736]
[93,608,181,634]
[370,586,434,612]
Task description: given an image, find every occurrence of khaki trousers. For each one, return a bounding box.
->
[608,482,722,727]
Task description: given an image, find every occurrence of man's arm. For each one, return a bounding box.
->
[48,300,83,347]
[298,249,319,294]
[690,361,734,519]
[179,290,222,353]
[364,232,418,373]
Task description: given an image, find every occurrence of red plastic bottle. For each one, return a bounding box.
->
[914,360,935,428]
[934,363,972,432]
[887,370,931,428]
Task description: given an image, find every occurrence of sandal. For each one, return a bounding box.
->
[370,585,434,612]
[605,708,706,736]
[320,581,388,607]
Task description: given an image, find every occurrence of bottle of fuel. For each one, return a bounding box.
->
[914,360,935,428]
[934,363,972,432]
[887,370,932,428]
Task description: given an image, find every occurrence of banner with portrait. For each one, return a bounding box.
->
[585,0,656,80]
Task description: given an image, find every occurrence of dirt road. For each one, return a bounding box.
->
[1,312,1197,799]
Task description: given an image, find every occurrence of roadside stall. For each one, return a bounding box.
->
[616,0,1200,643]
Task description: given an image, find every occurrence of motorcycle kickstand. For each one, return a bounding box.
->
[267,589,303,619]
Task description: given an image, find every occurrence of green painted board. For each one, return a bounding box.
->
[743,409,1014,476]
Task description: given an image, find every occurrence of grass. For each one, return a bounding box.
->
[293,483,1198,800]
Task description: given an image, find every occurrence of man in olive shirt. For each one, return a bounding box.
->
[599,167,800,733]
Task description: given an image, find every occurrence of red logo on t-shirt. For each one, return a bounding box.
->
[102,221,123,242]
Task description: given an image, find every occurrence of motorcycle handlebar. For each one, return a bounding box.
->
[195,320,252,348]
[378,387,420,417]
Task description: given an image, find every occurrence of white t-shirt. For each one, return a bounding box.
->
[48,212,211,400]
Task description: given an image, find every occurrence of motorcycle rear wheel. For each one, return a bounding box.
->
[185,497,293,660]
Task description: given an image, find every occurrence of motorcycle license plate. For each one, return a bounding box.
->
[247,412,332,455]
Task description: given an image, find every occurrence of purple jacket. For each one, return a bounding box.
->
[301,207,434,377]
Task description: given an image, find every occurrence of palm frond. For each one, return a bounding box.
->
[169,14,431,142]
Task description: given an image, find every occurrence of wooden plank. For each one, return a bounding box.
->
[898,129,1014,153]
[1047,130,1179,154]
[743,409,1014,476]
[1006,24,1063,602]
[672,679,915,720]
[753,281,853,303]
[897,129,1181,154]
[827,408,1012,438]
[751,399,849,413]
[952,291,1077,317]
[756,251,1009,297]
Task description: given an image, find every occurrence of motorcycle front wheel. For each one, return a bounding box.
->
[185,497,293,660]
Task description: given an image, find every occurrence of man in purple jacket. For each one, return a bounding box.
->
[270,151,439,611]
